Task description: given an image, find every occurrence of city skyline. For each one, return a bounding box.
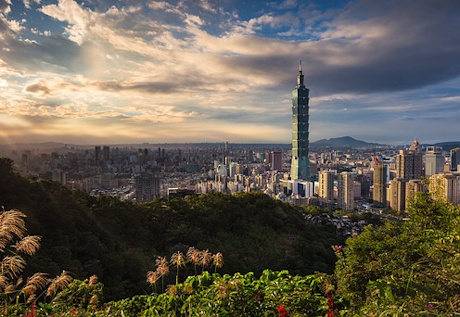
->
[1,0,460,146]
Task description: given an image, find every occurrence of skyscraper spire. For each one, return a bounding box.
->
[297,60,305,88]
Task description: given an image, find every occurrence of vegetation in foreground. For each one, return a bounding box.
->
[1,157,459,315]
[0,157,340,300]
[3,191,459,316]
[335,193,460,316]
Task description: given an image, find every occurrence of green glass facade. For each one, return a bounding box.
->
[290,63,310,180]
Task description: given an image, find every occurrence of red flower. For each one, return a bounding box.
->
[326,293,334,308]
[326,294,340,316]
[277,305,289,317]
[23,302,36,317]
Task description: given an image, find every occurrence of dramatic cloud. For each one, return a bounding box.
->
[0,0,11,14]
[308,0,460,93]
[0,0,459,145]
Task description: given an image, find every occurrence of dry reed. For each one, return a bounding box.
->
[89,275,98,287]
[187,247,201,275]
[1,255,26,278]
[89,294,99,305]
[155,256,169,277]
[13,235,41,256]
[0,210,27,251]
[171,251,187,284]
[146,271,160,284]
[200,249,212,270]
[23,273,49,296]
[170,252,187,268]
[46,271,73,297]
[212,252,224,272]
[0,274,7,291]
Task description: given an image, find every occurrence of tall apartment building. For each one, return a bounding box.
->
[451,148,460,171]
[396,139,423,180]
[270,151,282,171]
[102,146,110,162]
[373,158,388,207]
[429,173,460,206]
[135,172,160,202]
[405,179,423,210]
[318,170,335,205]
[389,178,406,212]
[290,61,310,180]
[425,146,444,177]
[52,169,67,185]
[338,172,354,211]
[95,146,101,164]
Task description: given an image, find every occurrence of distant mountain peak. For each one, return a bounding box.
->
[311,136,383,149]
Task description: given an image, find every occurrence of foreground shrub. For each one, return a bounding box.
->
[105,270,333,316]
[0,208,72,316]
[335,193,460,316]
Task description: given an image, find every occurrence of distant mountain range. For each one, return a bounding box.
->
[310,136,384,149]
[2,137,459,151]
[428,141,460,151]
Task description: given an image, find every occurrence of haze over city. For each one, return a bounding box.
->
[1,0,459,145]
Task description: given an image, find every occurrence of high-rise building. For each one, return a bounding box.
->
[318,170,335,204]
[425,146,444,177]
[373,158,387,207]
[95,146,101,164]
[290,61,310,180]
[102,145,110,162]
[405,179,423,210]
[135,172,160,202]
[429,173,460,206]
[396,139,423,181]
[389,178,406,212]
[338,172,354,211]
[138,148,149,165]
[52,169,67,185]
[270,151,282,171]
[451,148,460,171]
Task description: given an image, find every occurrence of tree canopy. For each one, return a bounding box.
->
[0,159,339,300]
[335,192,460,315]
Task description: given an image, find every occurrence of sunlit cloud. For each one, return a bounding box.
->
[0,114,30,128]
[0,0,459,145]
[22,0,41,9]
[0,0,12,14]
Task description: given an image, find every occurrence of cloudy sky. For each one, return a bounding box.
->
[0,0,459,145]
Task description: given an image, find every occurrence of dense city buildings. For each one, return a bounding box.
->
[2,139,460,211]
[387,139,425,210]
[290,62,310,181]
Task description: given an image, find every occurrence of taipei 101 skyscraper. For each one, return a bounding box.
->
[290,61,310,180]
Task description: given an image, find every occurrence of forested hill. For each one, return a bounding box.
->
[0,158,339,300]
